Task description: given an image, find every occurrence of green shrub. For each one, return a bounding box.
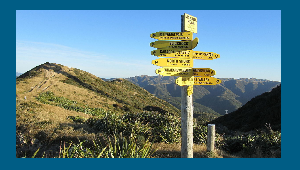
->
[218,131,281,157]
[90,111,181,143]
[193,125,208,144]
[67,116,86,124]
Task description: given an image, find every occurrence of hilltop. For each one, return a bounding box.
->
[126,75,280,116]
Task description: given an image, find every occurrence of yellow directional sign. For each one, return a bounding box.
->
[156,67,193,76]
[150,31,193,40]
[152,58,193,67]
[150,41,192,50]
[194,77,222,85]
[151,50,220,60]
[181,13,197,33]
[193,51,220,60]
[150,40,193,49]
[155,67,216,77]
[192,68,216,77]
[150,38,198,50]
[176,76,221,86]
[176,76,194,86]
[151,49,192,57]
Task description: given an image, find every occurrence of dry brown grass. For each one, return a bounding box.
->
[16,68,115,108]
[16,66,117,157]
[151,142,234,158]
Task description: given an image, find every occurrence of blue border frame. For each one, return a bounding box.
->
[5,1,292,169]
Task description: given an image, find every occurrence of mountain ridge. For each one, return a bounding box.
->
[126,75,280,115]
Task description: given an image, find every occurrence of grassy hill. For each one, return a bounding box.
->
[17,62,179,115]
[16,62,183,158]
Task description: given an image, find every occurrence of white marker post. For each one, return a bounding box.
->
[207,124,215,152]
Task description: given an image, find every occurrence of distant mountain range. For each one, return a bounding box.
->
[16,69,280,116]
[126,75,280,116]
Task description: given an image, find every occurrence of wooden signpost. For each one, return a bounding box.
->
[150,13,221,158]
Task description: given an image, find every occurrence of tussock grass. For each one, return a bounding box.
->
[152,143,230,158]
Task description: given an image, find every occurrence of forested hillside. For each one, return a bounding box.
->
[209,84,281,132]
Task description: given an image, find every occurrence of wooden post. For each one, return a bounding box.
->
[181,85,193,158]
[207,124,215,152]
[180,13,194,158]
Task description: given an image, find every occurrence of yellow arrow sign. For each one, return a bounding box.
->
[150,38,198,50]
[192,68,216,77]
[176,76,194,86]
[150,31,193,40]
[155,67,216,77]
[151,49,192,57]
[194,77,222,85]
[193,51,220,60]
[152,58,193,67]
[151,50,220,60]
[176,76,222,86]
[156,67,193,76]
[150,40,193,49]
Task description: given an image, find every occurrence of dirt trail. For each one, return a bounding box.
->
[28,70,57,93]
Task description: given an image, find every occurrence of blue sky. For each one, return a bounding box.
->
[16,10,281,81]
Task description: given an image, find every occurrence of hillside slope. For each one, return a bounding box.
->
[16,62,179,116]
[209,84,281,132]
[126,76,280,115]
[16,62,180,157]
